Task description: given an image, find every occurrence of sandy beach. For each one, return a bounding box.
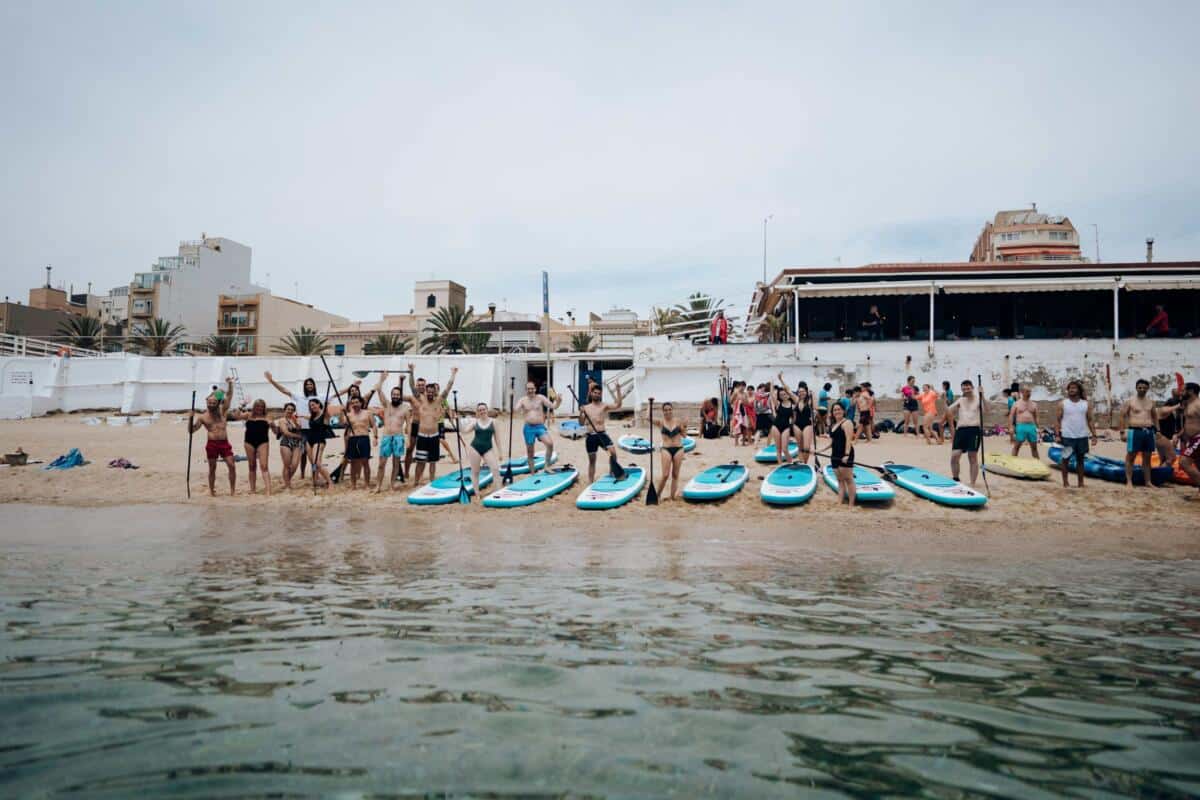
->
[1,412,1196,560]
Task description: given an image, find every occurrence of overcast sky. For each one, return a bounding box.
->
[2,1,1197,324]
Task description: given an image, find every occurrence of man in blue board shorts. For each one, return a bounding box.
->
[1120,378,1157,489]
[515,381,561,473]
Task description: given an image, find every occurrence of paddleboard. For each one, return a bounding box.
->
[683,463,749,501]
[682,436,696,453]
[761,462,817,506]
[576,465,646,509]
[885,463,987,507]
[754,442,800,463]
[821,464,896,502]
[407,468,493,505]
[983,452,1051,480]
[558,420,585,440]
[618,434,653,454]
[1049,445,1172,485]
[499,452,558,475]
[482,465,578,508]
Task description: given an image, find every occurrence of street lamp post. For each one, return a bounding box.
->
[1092,223,1101,263]
[762,214,774,283]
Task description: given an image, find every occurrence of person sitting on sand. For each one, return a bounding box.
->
[947,379,982,486]
[459,402,503,498]
[1120,378,1157,489]
[828,401,856,506]
[918,383,941,445]
[189,376,236,496]
[515,379,561,473]
[405,365,458,486]
[375,377,410,492]
[580,380,624,483]
[229,397,273,496]
[701,397,720,439]
[1055,379,1097,489]
[656,401,688,501]
[1175,382,1200,497]
[1009,385,1040,459]
[273,402,304,490]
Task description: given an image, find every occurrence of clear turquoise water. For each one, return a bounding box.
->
[1,505,1198,797]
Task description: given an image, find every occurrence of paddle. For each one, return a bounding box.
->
[977,373,991,497]
[566,384,625,480]
[646,397,659,505]
[351,370,388,378]
[503,376,515,485]
[185,389,196,498]
[319,356,349,485]
[452,391,469,504]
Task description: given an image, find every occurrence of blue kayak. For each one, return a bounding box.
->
[755,442,800,463]
[1048,445,1172,485]
[761,463,817,506]
[483,466,578,508]
[683,463,749,501]
[407,467,492,505]
[884,463,987,507]
[576,465,646,509]
[500,452,558,475]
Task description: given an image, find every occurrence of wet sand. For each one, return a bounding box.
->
[0,413,1196,562]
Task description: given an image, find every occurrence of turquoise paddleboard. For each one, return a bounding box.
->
[618,434,653,454]
[885,463,987,507]
[483,466,578,508]
[500,452,558,475]
[760,462,817,505]
[576,465,645,509]
[821,464,895,502]
[683,463,749,501]
[755,442,800,463]
[407,467,492,505]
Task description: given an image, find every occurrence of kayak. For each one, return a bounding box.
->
[499,452,558,475]
[683,463,749,502]
[577,465,646,509]
[1048,446,1172,485]
[558,420,585,440]
[983,452,1051,480]
[821,464,895,502]
[483,466,578,508]
[884,463,988,507]
[761,462,818,506]
[618,434,653,454]
[754,442,800,463]
[407,467,493,505]
[1151,452,1195,485]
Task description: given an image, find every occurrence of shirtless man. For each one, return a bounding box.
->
[1120,378,1157,489]
[406,364,457,486]
[341,394,378,490]
[579,380,624,483]
[1009,385,1040,458]
[375,376,410,492]
[1176,382,1200,497]
[515,380,562,472]
[189,376,236,496]
[403,368,428,479]
[947,379,982,486]
[855,385,874,442]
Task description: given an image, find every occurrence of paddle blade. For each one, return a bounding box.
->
[609,455,626,480]
[352,370,370,378]
[645,479,659,505]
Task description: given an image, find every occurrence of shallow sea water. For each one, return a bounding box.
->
[1,504,1199,798]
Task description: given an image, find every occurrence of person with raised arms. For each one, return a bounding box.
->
[654,401,688,501]
[1055,379,1098,489]
[341,393,378,490]
[946,379,982,486]
[189,376,236,496]
[580,380,624,484]
[1120,378,1157,489]
[405,364,458,486]
[793,382,816,464]
[403,367,428,479]
[1175,382,1200,498]
[264,371,319,477]
[1009,385,1040,458]
[514,380,561,473]
[770,373,799,465]
[374,376,411,493]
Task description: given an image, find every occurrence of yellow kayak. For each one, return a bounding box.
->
[984,452,1051,480]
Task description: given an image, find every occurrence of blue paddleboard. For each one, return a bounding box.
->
[755,442,800,463]
[407,467,493,505]
[483,466,578,508]
[761,462,818,506]
[821,464,895,502]
[576,465,645,509]
[683,463,749,501]
[884,463,987,507]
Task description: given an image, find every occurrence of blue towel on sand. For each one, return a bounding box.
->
[45,448,87,470]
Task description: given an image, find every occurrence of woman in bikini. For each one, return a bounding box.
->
[459,402,502,498]
[305,398,335,490]
[656,402,688,500]
[770,372,799,464]
[229,398,273,495]
[792,382,815,464]
[828,401,856,506]
[273,402,305,489]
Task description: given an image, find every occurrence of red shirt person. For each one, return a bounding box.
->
[709,310,729,344]
[1146,305,1169,337]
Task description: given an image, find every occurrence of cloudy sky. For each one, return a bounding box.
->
[2,1,1197,325]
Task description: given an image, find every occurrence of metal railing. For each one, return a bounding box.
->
[0,334,106,358]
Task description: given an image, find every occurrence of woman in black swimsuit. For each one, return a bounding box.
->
[656,402,688,500]
[792,383,815,464]
[273,402,304,490]
[828,401,856,505]
[770,372,800,464]
[305,398,335,490]
[230,398,273,495]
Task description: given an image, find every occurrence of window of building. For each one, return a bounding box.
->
[1049,231,1070,241]
[334,344,346,356]
[426,294,437,309]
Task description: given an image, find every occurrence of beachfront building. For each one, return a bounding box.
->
[324,279,471,355]
[970,208,1085,264]
[215,293,348,355]
[97,286,128,328]
[128,235,263,346]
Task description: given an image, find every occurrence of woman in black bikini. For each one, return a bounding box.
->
[230,398,273,495]
[792,383,815,464]
[770,372,800,464]
[828,401,856,505]
[273,402,304,490]
[656,402,688,500]
[305,398,335,490]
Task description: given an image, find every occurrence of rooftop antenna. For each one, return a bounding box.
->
[45,265,52,288]
[1145,238,1154,263]
[1030,202,1037,212]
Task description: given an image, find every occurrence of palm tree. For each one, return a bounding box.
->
[271,326,331,356]
[128,318,186,356]
[569,332,595,352]
[674,292,724,324]
[651,306,682,335]
[364,333,413,355]
[201,334,241,355]
[420,305,486,354]
[761,315,788,343]
[57,315,103,350]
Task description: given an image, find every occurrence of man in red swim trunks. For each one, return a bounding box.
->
[1177,382,1200,498]
[190,376,236,496]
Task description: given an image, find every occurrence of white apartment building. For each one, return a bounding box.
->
[129,235,263,343]
[98,286,128,327]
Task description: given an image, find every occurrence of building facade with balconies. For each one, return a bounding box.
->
[216,293,348,354]
[969,208,1085,264]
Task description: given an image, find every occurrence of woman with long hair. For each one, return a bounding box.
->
[828,401,856,506]
[229,398,273,496]
[656,402,688,500]
[793,382,816,464]
[274,401,305,489]
[304,398,335,490]
[770,372,799,464]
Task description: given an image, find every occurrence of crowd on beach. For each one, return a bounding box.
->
[187,363,1200,502]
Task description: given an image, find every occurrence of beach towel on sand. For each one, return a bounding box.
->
[108,457,139,469]
[45,448,87,470]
